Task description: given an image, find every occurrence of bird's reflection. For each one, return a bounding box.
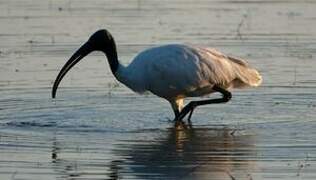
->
[112,121,257,180]
[50,122,257,180]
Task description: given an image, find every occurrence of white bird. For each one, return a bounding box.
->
[52,29,262,121]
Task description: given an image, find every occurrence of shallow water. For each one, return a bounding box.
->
[1,0,316,179]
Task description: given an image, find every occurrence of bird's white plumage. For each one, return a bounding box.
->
[115,44,262,112]
[52,29,262,120]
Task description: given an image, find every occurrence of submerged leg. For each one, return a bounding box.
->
[173,109,180,121]
[176,86,232,121]
[170,99,184,121]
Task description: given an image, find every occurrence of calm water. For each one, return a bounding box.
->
[0,0,316,179]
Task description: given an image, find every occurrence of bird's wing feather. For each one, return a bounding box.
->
[196,47,262,89]
[131,45,208,98]
[126,44,261,99]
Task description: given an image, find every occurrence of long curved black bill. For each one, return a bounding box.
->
[52,42,93,98]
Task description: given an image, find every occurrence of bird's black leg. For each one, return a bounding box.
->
[173,109,180,121]
[177,86,232,121]
[187,108,195,123]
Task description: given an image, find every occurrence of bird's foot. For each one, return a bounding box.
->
[177,101,197,121]
[174,118,193,130]
[173,116,183,122]
[173,101,198,124]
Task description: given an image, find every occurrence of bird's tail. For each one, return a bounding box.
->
[228,56,262,88]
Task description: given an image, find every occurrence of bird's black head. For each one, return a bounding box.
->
[51,29,119,98]
[87,29,117,56]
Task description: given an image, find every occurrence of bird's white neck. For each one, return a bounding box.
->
[114,63,146,93]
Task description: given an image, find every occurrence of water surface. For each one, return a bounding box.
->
[0,0,316,179]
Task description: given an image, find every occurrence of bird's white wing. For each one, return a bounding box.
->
[129,44,211,98]
[125,44,261,99]
[196,47,262,89]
